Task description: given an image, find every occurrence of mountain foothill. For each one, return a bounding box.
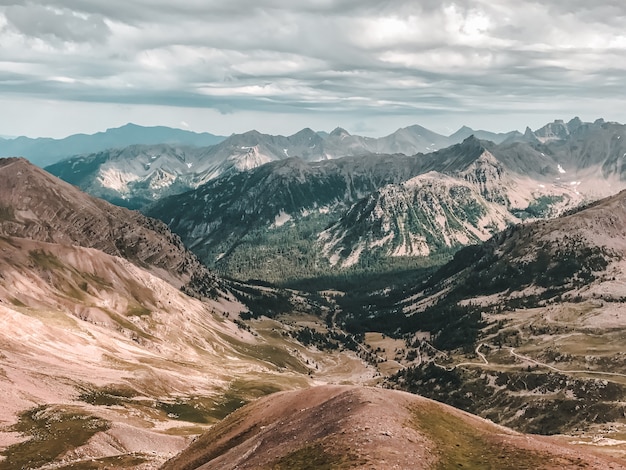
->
[1,117,626,469]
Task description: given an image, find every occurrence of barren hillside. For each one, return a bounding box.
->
[0,236,373,469]
[162,385,626,470]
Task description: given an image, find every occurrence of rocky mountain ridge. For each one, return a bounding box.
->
[146,128,605,281]
[318,168,517,267]
[44,123,519,209]
[145,150,450,281]
[0,157,214,289]
[0,123,225,167]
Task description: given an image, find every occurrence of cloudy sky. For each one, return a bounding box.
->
[1,0,625,138]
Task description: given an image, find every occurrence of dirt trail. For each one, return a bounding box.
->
[510,348,626,378]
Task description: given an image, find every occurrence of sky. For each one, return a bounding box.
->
[1,0,625,138]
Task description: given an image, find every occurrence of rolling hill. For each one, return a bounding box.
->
[162,385,626,470]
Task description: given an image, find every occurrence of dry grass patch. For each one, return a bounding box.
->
[269,441,366,470]
[409,402,549,470]
[0,405,110,470]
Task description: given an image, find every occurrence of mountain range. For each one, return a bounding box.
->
[45,117,623,217]
[3,118,626,468]
[43,123,519,209]
[0,123,225,167]
[139,118,626,283]
[9,117,615,286]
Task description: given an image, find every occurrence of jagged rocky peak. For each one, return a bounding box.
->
[458,134,484,149]
[449,125,475,140]
[426,134,490,172]
[228,129,264,145]
[457,150,508,205]
[568,116,583,131]
[291,127,317,138]
[329,126,351,138]
[534,119,572,142]
[403,124,430,132]
[289,127,322,145]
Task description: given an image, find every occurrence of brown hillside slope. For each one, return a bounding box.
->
[0,235,376,468]
[162,385,626,470]
[0,157,211,288]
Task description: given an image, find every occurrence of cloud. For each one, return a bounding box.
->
[3,3,110,44]
[0,0,625,136]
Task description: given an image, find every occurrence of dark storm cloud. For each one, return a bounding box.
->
[0,0,625,126]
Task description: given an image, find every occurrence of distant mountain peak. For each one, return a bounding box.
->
[329,127,351,138]
[534,119,573,143]
[455,135,487,155]
[449,125,518,145]
[238,129,263,138]
[567,116,583,131]
[460,134,482,145]
[0,124,225,167]
[521,126,542,144]
[291,127,316,137]
[403,124,430,131]
[456,125,474,133]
